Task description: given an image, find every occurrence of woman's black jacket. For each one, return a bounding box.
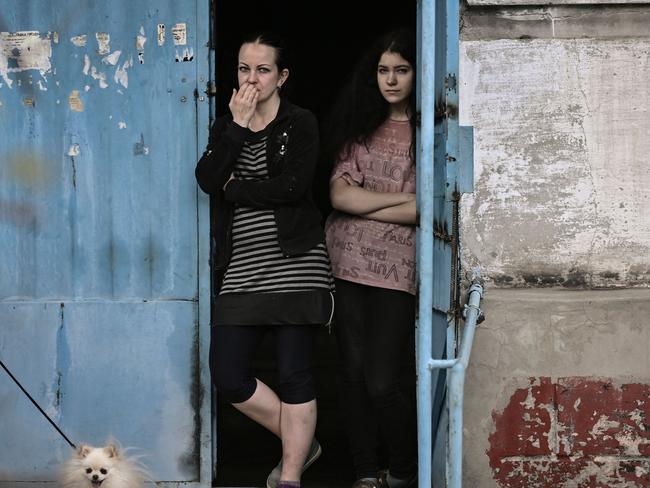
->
[195,99,324,294]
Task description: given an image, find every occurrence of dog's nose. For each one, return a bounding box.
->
[92,474,99,480]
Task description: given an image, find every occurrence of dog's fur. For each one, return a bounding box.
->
[59,442,147,488]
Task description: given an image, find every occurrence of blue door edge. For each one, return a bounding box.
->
[195,0,214,486]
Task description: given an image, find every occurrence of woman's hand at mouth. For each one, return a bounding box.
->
[230,82,260,128]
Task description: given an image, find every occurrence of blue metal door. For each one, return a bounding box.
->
[0,1,212,485]
[416,1,474,486]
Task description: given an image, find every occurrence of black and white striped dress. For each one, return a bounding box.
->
[215,130,334,326]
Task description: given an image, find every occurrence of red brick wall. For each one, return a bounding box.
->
[488,377,650,487]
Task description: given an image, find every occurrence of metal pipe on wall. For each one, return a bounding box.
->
[421,281,485,488]
[447,282,484,488]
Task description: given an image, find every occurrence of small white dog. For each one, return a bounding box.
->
[59,442,148,488]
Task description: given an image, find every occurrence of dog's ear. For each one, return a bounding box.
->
[77,444,92,458]
[105,443,120,458]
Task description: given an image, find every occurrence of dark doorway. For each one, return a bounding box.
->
[212,2,416,487]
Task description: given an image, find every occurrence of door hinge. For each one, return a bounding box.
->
[433,221,452,243]
[435,99,458,124]
[205,80,217,98]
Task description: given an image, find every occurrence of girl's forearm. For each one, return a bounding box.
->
[330,177,414,215]
[363,199,416,224]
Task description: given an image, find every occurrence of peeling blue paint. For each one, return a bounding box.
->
[0,0,212,485]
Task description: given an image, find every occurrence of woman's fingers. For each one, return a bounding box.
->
[241,84,253,103]
[229,83,260,126]
[236,83,247,99]
[235,83,258,105]
[245,84,259,103]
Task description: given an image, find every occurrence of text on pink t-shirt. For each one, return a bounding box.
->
[325,118,416,295]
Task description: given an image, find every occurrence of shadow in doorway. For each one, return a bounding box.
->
[212,2,416,486]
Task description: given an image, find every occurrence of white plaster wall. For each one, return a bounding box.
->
[459,37,650,487]
[460,39,650,287]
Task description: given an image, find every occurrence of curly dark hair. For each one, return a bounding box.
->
[322,28,416,168]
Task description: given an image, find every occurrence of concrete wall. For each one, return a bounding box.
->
[459,3,650,486]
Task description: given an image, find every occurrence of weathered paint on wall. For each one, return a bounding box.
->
[461,289,650,487]
[0,8,204,300]
[455,5,650,487]
[0,31,53,88]
[0,1,212,485]
[468,0,649,5]
[488,377,650,487]
[460,39,650,288]
[462,4,650,41]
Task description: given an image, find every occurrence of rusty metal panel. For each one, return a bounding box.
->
[0,0,211,485]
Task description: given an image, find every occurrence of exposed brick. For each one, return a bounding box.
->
[488,377,556,458]
[557,378,650,458]
[488,378,650,487]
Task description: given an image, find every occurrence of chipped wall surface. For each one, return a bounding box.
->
[459,14,650,488]
[460,39,650,288]
[488,377,650,487]
[468,0,649,5]
[464,289,650,487]
[462,4,650,41]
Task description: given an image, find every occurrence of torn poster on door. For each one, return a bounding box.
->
[96,32,110,55]
[0,31,53,88]
[172,23,186,46]
[157,24,165,46]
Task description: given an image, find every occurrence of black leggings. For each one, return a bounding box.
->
[334,279,417,480]
[210,324,318,405]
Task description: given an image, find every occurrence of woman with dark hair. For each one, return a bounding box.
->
[324,29,418,488]
[195,32,333,488]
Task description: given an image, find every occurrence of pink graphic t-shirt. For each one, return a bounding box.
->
[325,118,416,295]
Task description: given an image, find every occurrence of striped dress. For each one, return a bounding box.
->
[215,130,334,326]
